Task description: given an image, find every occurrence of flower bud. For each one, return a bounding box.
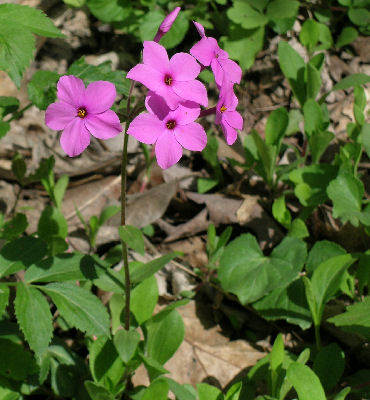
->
[153,7,181,43]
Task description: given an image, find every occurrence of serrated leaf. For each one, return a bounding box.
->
[40,282,110,336]
[15,283,53,356]
[118,225,145,255]
[0,236,47,278]
[25,253,107,283]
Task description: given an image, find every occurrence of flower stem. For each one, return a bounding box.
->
[120,81,135,331]
[199,106,216,118]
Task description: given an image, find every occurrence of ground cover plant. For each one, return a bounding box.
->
[0,0,369,399]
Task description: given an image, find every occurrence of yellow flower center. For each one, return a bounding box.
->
[77,108,87,118]
[220,105,227,113]
[164,75,173,86]
[166,120,176,129]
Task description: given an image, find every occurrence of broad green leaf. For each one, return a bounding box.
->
[288,218,309,239]
[0,339,37,380]
[303,99,323,136]
[270,334,284,397]
[0,236,47,278]
[11,153,26,184]
[348,7,370,26]
[327,169,366,226]
[227,2,268,29]
[300,19,320,50]
[37,205,68,240]
[278,41,306,106]
[86,0,132,22]
[0,284,9,317]
[113,329,140,363]
[0,121,10,138]
[253,278,311,329]
[266,0,299,19]
[265,107,289,147]
[131,275,158,325]
[316,23,333,50]
[27,70,59,110]
[289,164,338,207]
[197,383,224,400]
[272,195,291,229]
[310,130,334,164]
[0,96,19,118]
[219,235,305,304]
[93,268,125,293]
[0,4,63,87]
[84,381,114,400]
[336,26,358,47]
[67,57,130,96]
[0,213,28,241]
[328,296,370,340]
[98,205,120,226]
[311,254,355,323]
[332,73,370,91]
[142,379,169,400]
[221,25,264,70]
[197,178,218,194]
[25,253,107,283]
[89,336,124,387]
[145,309,185,365]
[306,240,346,274]
[140,353,169,381]
[166,378,197,400]
[15,283,52,357]
[130,252,178,284]
[333,387,351,400]
[119,225,145,255]
[313,343,345,390]
[54,174,69,209]
[287,363,326,400]
[41,282,110,336]
[306,62,321,100]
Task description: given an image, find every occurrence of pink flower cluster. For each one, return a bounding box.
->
[127,9,243,169]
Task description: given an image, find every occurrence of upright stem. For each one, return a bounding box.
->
[120,81,135,331]
[314,323,321,351]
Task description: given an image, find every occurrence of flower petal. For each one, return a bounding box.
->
[145,91,171,119]
[159,7,181,33]
[60,118,90,157]
[84,109,122,139]
[155,131,183,169]
[84,81,117,114]
[127,113,164,144]
[127,64,164,92]
[219,58,242,84]
[190,37,218,66]
[211,58,224,87]
[172,80,208,107]
[224,110,243,130]
[166,101,200,125]
[45,101,76,130]
[57,75,85,107]
[143,41,169,74]
[174,122,207,151]
[193,21,206,38]
[221,121,237,145]
[170,52,200,81]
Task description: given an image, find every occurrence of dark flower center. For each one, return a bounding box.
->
[166,120,176,129]
[220,105,227,113]
[164,75,173,86]
[77,108,87,118]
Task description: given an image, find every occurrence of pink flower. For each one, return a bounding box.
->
[154,7,181,42]
[190,24,242,87]
[215,81,243,145]
[126,41,208,110]
[45,75,122,157]
[127,91,207,169]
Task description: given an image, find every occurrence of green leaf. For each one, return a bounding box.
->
[328,296,370,340]
[0,96,19,118]
[336,26,358,47]
[0,236,47,278]
[313,343,345,390]
[67,57,130,96]
[218,234,305,304]
[84,381,115,400]
[278,41,306,106]
[306,240,346,274]
[300,19,320,50]
[288,218,309,239]
[303,99,323,136]
[89,336,124,387]
[0,284,9,317]
[37,205,68,240]
[166,378,197,400]
[145,309,185,365]
[270,333,284,372]
[130,252,178,284]
[289,164,338,207]
[0,213,28,241]
[98,205,120,226]
[306,62,321,100]
[142,379,169,400]
[53,174,69,209]
[197,383,224,400]
[354,85,366,125]
[0,4,63,87]
[332,73,370,91]
[131,275,158,325]
[265,107,289,148]
[15,283,52,356]
[327,169,366,226]
[118,225,145,255]
[86,0,132,22]
[25,253,107,283]
[0,121,10,139]
[40,282,110,336]
[11,153,26,184]
[348,7,370,26]
[27,70,59,110]
[197,178,218,194]
[272,195,291,229]
[227,1,268,29]
[140,353,169,381]
[310,130,334,164]
[333,387,351,400]
[266,0,299,19]
[287,363,326,400]
[113,329,140,364]
[160,12,189,50]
